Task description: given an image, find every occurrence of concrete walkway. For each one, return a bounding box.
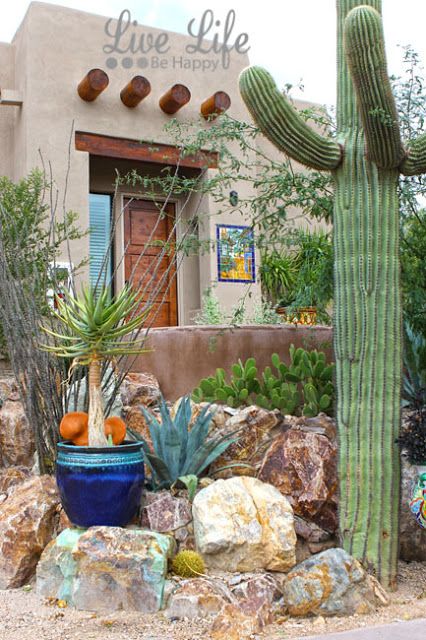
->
[298,618,426,640]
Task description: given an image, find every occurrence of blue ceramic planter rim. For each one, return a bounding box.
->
[57,440,144,468]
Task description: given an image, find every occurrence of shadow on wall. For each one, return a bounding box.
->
[132,325,333,400]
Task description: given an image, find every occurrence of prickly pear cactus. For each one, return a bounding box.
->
[239,0,426,588]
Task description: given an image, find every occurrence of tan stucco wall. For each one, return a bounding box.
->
[0,42,17,179]
[131,324,334,400]
[0,1,264,320]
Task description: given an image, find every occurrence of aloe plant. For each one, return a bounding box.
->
[41,285,148,446]
[138,396,237,490]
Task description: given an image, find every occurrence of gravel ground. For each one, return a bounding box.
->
[0,562,425,640]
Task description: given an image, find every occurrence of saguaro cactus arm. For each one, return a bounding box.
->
[400,134,426,176]
[239,66,342,171]
[344,5,404,169]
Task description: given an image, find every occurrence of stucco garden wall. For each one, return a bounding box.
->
[131,324,333,399]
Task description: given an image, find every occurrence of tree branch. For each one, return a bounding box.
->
[344,5,404,169]
[400,133,426,176]
[239,66,342,172]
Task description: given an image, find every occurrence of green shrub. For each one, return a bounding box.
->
[192,345,335,417]
[194,288,226,325]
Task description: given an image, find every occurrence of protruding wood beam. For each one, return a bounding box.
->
[120,76,151,108]
[0,89,23,106]
[75,131,218,169]
[201,91,231,120]
[159,84,191,114]
[77,69,109,102]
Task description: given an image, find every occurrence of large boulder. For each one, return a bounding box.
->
[0,377,34,468]
[258,427,338,532]
[193,476,296,572]
[399,454,426,561]
[282,547,389,617]
[208,405,282,478]
[0,475,60,588]
[37,526,175,613]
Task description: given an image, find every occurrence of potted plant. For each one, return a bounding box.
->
[41,284,148,528]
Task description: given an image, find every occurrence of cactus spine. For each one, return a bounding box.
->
[239,0,426,588]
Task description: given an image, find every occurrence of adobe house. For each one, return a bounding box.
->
[0,2,322,328]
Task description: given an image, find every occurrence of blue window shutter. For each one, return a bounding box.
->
[89,193,112,287]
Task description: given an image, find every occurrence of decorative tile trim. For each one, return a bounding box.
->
[57,450,144,468]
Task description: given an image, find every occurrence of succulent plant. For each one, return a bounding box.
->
[193,348,334,417]
[256,347,334,416]
[40,285,148,447]
[192,358,260,408]
[171,550,206,578]
[136,396,237,490]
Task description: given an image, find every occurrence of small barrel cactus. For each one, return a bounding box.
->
[171,550,206,578]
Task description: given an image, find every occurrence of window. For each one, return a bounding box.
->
[89,193,112,288]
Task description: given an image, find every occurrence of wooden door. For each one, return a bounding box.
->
[124,198,178,327]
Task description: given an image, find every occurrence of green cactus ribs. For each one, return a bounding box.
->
[237,0,426,588]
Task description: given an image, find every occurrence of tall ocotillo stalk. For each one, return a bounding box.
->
[239,0,426,588]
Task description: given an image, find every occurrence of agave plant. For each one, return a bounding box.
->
[41,285,149,446]
[138,396,238,491]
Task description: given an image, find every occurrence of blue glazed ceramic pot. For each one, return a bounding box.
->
[56,440,145,528]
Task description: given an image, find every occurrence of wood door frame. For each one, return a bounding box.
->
[117,193,183,326]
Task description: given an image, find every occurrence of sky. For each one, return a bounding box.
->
[2,0,426,106]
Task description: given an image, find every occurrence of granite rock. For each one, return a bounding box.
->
[259,428,338,532]
[282,547,389,617]
[166,579,227,619]
[37,526,175,613]
[193,476,296,572]
[0,475,60,588]
[141,491,192,533]
[209,405,282,478]
[120,372,161,407]
[0,379,34,467]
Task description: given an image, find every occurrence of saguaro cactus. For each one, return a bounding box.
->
[239,0,426,588]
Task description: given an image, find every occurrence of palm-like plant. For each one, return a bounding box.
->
[41,285,149,446]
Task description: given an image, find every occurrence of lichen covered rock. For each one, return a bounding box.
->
[282,547,389,617]
[193,476,296,572]
[37,526,175,613]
